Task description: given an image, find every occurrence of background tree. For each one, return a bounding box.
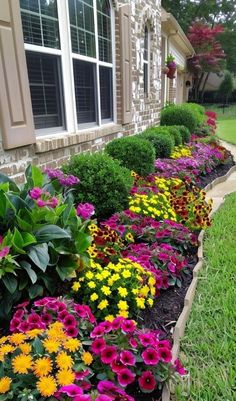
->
[218,70,234,105]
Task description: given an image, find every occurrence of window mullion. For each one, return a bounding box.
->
[93,0,101,126]
[58,0,77,133]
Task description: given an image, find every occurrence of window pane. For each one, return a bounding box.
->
[68,0,96,57]
[97,1,112,62]
[99,66,113,120]
[73,60,96,124]
[20,0,60,49]
[144,26,148,61]
[26,52,64,129]
[144,63,148,94]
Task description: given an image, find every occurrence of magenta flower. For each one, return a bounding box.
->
[10,318,21,332]
[76,203,95,219]
[138,333,156,347]
[28,314,41,325]
[111,317,124,330]
[47,196,59,208]
[0,246,10,258]
[121,319,136,333]
[138,371,156,392]
[98,321,112,333]
[91,338,106,354]
[111,358,125,373]
[117,368,135,387]
[29,187,43,199]
[59,384,83,397]
[129,337,138,349]
[159,347,172,363]
[41,313,53,325]
[36,198,47,207]
[120,351,136,366]
[63,314,77,328]
[18,321,30,332]
[174,359,187,375]
[75,370,90,380]
[90,326,105,338]
[101,346,118,364]
[74,396,91,401]
[65,325,79,337]
[95,395,113,401]
[97,381,117,393]
[142,348,160,365]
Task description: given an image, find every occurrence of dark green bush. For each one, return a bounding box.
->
[140,127,174,158]
[182,103,205,125]
[171,125,191,143]
[63,153,133,219]
[105,136,155,176]
[163,126,182,145]
[160,104,199,132]
[194,124,211,137]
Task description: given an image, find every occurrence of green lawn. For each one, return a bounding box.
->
[217,119,236,144]
[175,193,236,401]
[204,103,236,121]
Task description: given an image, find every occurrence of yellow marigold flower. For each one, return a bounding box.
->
[19,343,32,354]
[34,357,52,377]
[132,288,139,295]
[63,338,81,352]
[72,281,81,292]
[117,310,129,318]
[122,270,131,279]
[117,300,128,311]
[147,298,154,307]
[56,369,75,386]
[105,315,115,322]
[118,287,128,297]
[85,271,94,279]
[43,339,61,353]
[56,351,73,370]
[101,285,111,296]
[148,276,156,286]
[0,336,8,345]
[81,351,93,365]
[0,344,15,355]
[140,285,149,297]
[36,376,57,397]
[9,333,27,345]
[26,329,44,339]
[136,297,145,309]
[88,281,96,289]
[12,354,33,374]
[150,287,156,296]
[90,292,99,302]
[95,273,103,281]
[0,377,11,394]
[98,300,109,310]
[101,270,110,279]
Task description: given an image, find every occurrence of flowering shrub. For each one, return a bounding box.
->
[171,145,192,159]
[122,242,189,290]
[71,259,156,320]
[0,165,92,323]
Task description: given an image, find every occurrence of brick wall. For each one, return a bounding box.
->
[0,0,162,182]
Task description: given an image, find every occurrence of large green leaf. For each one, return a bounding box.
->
[28,243,49,271]
[12,228,26,254]
[21,232,37,247]
[2,274,18,294]
[25,164,44,187]
[21,261,37,284]
[0,191,6,217]
[75,231,92,253]
[7,193,30,212]
[0,172,19,192]
[28,284,44,299]
[34,225,71,242]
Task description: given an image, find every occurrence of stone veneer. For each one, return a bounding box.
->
[0,0,162,183]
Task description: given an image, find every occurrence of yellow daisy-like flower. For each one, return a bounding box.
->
[148,276,156,286]
[98,300,109,310]
[117,300,128,311]
[105,315,115,322]
[19,343,32,354]
[147,298,154,307]
[56,351,73,370]
[43,338,61,353]
[12,354,33,374]
[0,377,12,394]
[85,271,94,279]
[36,375,57,397]
[72,281,81,292]
[34,357,52,377]
[136,297,145,309]
[118,287,128,297]
[101,285,111,296]
[56,369,75,386]
[117,310,129,318]
[26,329,44,339]
[9,333,27,345]
[81,351,93,366]
[63,338,81,352]
[122,269,131,279]
[88,281,96,289]
[0,344,15,355]
[140,285,149,297]
[90,292,99,302]
[0,336,8,345]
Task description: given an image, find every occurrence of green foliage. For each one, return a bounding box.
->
[160,104,199,133]
[63,152,133,219]
[218,71,234,104]
[0,165,92,322]
[105,136,155,176]
[162,126,182,145]
[194,124,212,137]
[172,125,191,143]
[139,127,175,158]
[219,30,236,74]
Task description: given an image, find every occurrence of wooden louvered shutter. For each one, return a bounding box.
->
[0,0,35,150]
[119,4,132,124]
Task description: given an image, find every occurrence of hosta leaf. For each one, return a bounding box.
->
[28,243,49,271]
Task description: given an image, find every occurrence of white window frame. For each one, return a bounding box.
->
[143,25,151,96]
[22,0,116,136]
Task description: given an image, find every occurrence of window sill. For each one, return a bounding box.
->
[34,123,123,154]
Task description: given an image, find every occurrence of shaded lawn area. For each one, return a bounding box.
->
[204,103,236,121]
[217,119,236,145]
[175,193,236,400]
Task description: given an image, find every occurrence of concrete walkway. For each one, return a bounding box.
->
[206,140,236,213]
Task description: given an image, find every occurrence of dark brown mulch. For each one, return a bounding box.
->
[198,157,235,188]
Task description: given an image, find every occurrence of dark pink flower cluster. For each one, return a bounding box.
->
[0,235,10,259]
[76,203,95,220]
[45,167,80,187]
[29,187,59,208]
[10,297,96,336]
[89,317,185,393]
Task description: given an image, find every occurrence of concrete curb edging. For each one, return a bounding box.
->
[161,161,236,401]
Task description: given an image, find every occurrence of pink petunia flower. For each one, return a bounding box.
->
[65,326,79,337]
[101,346,118,364]
[138,371,156,392]
[63,314,77,328]
[90,326,105,338]
[121,319,136,334]
[120,350,136,366]
[91,338,106,355]
[95,395,113,401]
[59,384,83,397]
[159,347,172,363]
[111,358,126,373]
[129,337,138,349]
[117,368,136,387]
[174,359,187,375]
[142,348,160,365]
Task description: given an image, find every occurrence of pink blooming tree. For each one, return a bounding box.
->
[187,21,225,102]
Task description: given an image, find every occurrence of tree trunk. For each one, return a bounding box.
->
[200,72,210,103]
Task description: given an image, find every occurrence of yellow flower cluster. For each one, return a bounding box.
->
[0,322,89,397]
[129,192,176,221]
[171,145,192,159]
[72,259,156,320]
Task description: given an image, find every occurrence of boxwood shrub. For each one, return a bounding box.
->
[163,126,182,145]
[168,125,191,143]
[105,136,155,176]
[63,153,133,219]
[139,127,174,158]
[160,104,199,133]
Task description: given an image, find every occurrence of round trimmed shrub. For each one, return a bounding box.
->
[105,136,155,176]
[63,153,133,219]
[160,105,199,133]
[163,126,182,145]
[182,103,205,126]
[140,128,174,158]
[171,125,191,143]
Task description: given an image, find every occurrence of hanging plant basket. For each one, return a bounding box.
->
[165,54,177,79]
[162,66,169,75]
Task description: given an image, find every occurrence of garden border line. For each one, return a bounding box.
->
[162,161,236,401]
